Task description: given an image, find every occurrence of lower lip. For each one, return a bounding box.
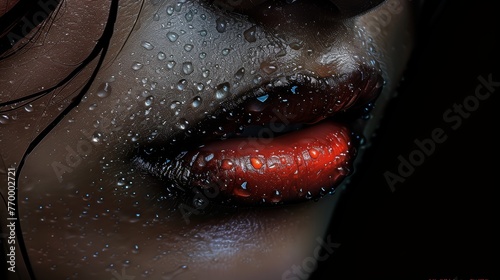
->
[177,120,354,204]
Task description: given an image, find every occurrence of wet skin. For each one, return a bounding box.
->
[0,0,416,279]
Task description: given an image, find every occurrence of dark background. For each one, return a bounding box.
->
[313,1,498,279]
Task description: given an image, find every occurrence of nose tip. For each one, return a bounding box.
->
[212,0,386,19]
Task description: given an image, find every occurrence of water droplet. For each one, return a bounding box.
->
[153,13,160,21]
[166,6,174,15]
[144,96,154,107]
[221,159,234,170]
[88,103,98,111]
[185,10,193,21]
[308,149,319,159]
[24,104,34,112]
[234,67,245,80]
[243,26,257,42]
[82,193,92,201]
[184,44,194,52]
[305,191,313,200]
[199,52,207,59]
[132,62,143,71]
[215,17,227,33]
[177,79,188,90]
[182,62,194,75]
[97,82,111,98]
[289,41,304,50]
[202,69,210,78]
[250,157,263,169]
[157,52,166,60]
[167,32,179,42]
[261,61,278,74]
[91,132,102,143]
[253,75,262,84]
[199,29,207,36]
[132,244,139,254]
[215,82,230,99]
[221,48,230,56]
[167,60,177,70]
[234,182,251,198]
[141,41,154,50]
[196,83,204,91]
[271,190,282,203]
[257,94,269,103]
[176,118,189,130]
[191,96,202,108]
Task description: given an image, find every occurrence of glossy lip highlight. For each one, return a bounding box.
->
[134,64,384,205]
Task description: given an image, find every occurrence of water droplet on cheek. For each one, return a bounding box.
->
[260,62,278,74]
[184,44,194,52]
[191,96,202,108]
[91,132,102,143]
[243,26,257,42]
[182,62,194,75]
[166,32,179,42]
[176,118,189,130]
[24,104,34,112]
[141,41,154,50]
[215,82,231,99]
[132,62,143,71]
[234,67,245,80]
[167,60,177,70]
[157,52,166,60]
[97,82,111,98]
[144,96,154,107]
[215,17,227,33]
[177,79,188,90]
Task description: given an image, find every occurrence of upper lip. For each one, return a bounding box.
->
[170,64,384,149]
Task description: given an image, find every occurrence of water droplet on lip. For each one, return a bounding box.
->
[250,157,263,169]
[256,94,269,103]
[221,159,234,170]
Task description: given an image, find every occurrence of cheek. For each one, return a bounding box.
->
[17,113,338,279]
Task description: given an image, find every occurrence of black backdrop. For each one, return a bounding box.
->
[313,1,499,279]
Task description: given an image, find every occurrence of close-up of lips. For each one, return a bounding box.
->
[0,0,497,280]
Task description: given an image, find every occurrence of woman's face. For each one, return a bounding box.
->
[1,0,416,279]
